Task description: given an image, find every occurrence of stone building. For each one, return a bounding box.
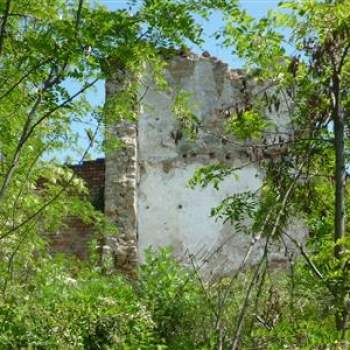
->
[55,53,306,276]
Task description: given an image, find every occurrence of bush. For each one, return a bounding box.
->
[0,256,157,349]
[138,250,342,349]
[138,248,216,349]
[0,248,344,349]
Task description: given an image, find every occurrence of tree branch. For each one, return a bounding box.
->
[0,0,11,56]
[0,120,101,240]
[0,77,98,204]
[282,230,324,280]
[75,0,84,32]
[0,57,53,102]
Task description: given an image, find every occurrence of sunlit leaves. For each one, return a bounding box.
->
[171,90,200,141]
[210,191,257,224]
[189,163,240,190]
[0,0,240,304]
[225,109,269,141]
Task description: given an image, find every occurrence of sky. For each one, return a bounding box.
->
[103,0,280,65]
[67,0,281,162]
[85,0,281,103]
[90,0,280,102]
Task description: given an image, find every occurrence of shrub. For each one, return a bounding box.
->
[138,248,217,349]
[0,248,344,349]
[0,255,157,349]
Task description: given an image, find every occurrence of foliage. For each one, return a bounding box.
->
[189,0,350,345]
[0,0,239,348]
[225,109,270,141]
[189,163,239,190]
[138,248,216,349]
[0,246,346,349]
[171,90,201,141]
[2,0,350,348]
[0,255,157,349]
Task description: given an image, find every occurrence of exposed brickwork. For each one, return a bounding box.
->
[72,158,105,212]
[50,158,105,259]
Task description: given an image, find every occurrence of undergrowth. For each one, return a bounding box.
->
[0,248,344,349]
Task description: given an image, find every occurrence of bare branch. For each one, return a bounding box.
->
[231,238,269,350]
[0,63,58,203]
[25,78,99,142]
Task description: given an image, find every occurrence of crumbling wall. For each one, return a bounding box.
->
[104,67,138,275]
[105,53,306,276]
[137,54,262,276]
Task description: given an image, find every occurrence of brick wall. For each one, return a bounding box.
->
[50,158,105,259]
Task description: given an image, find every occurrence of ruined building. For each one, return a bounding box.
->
[54,53,306,276]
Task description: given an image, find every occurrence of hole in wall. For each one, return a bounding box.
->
[178,204,183,209]
[209,152,215,159]
[225,153,231,160]
[182,154,187,159]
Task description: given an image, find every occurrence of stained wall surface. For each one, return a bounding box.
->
[106,54,305,276]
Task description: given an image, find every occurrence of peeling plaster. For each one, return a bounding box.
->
[105,53,307,277]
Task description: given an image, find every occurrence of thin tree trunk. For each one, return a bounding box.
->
[334,73,346,259]
[333,71,348,340]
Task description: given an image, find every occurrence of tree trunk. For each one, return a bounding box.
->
[334,73,346,259]
[333,71,348,339]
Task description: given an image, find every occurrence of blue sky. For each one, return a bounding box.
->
[100,0,280,67]
[66,0,281,161]
[89,0,280,102]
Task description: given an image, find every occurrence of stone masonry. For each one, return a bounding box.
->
[104,65,139,275]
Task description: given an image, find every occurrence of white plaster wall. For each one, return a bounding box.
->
[138,162,263,268]
[137,56,262,274]
[134,54,306,275]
